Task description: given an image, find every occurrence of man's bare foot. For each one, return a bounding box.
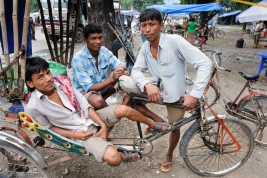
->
[160,155,174,172]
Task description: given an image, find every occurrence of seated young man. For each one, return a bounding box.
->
[24,57,171,165]
[71,23,166,127]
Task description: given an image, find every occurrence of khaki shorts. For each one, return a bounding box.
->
[81,104,119,162]
[119,75,185,123]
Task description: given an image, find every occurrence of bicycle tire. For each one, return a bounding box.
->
[0,143,49,178]
[179,117,254,177]
[237,95,267,146]
[203,83,220,108]
[216,30,225,39]
[202,50,222,67]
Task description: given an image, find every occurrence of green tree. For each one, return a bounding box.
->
[31,0,39,12]
[132,0,165,12]
[121,0,132,10]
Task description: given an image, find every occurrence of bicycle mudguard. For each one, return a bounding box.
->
[0,131,48,168]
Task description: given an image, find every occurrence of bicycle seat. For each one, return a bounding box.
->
[239,71,259,81]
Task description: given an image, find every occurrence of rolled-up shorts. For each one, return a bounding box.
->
[81,104,119,162]
[119,75,185,123]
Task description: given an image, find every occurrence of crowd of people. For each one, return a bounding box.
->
[24,8,212,172]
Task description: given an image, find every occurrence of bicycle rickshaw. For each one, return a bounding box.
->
[0,1,255,177]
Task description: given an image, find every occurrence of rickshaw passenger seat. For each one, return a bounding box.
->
[18,112,93,156]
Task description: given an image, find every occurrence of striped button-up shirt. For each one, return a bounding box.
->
[72,45,122,93]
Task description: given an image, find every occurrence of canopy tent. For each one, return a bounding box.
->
[146,3,222,14]
[236,0,267,23]
[169,13,190,19]
[219,10,241,18]
[119,10,140,16]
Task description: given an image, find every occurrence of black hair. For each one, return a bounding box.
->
[139,8,163,24]
[83,23,102,39]
[25,57,49,92]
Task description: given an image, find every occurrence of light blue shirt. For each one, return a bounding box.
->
[131,33,212,103]
[72,45,122,93]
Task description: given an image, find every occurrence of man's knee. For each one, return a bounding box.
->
[103,146,121,166]
[115,105,133,118]
[88,94,106,109]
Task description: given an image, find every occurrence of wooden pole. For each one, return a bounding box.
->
[0,0,12,91]
[12,0,19,80]
[47,0,60,63]
[68,0,81,68]
[58,0,64,64]
[64,0,72,66]
[20,0,31,98]
[37,0,55,61]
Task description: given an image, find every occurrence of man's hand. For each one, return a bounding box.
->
[145,83,162,103]
[182,94,198,113]
[95,127,108,141]
[109,66,126,83]
[74,130,94,140]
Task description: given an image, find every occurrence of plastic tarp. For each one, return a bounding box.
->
[236,0,267,23]
[219,10,241,18]
[146,3,222,14]
[119,10,140,16]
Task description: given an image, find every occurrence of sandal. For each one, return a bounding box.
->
[117,147,143,162]
[160,158,174,172]
[150,122,172,134]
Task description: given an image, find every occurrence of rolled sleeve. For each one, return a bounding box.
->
[176,38,212,98]
[72,57,94,92]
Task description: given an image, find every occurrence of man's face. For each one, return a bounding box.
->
[26,69,54,94]
[84,33,103,52]
[140,19,163,42]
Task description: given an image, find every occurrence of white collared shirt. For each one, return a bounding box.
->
[131,33,212,103]
[24,82,98,131]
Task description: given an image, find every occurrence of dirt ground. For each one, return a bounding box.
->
[1,26,267,178]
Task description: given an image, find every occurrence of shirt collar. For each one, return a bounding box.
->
[83,45,104,59]
[34,81,60,99]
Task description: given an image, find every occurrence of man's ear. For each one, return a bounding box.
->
[26,80,34,89]
[160,22,164,31]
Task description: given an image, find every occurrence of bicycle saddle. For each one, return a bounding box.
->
[238,71,259,81]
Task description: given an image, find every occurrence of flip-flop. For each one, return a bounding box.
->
[160,159,174,172]
[117,147,143,162]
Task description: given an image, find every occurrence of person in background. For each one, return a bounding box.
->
[29,17,36,40]
[187,18,198,44]
[253,20,264,48]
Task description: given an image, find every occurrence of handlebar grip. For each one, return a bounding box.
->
[225,69,231,72]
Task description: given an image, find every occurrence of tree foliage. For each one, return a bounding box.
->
[121,0,165,12]
[31,0,39,12]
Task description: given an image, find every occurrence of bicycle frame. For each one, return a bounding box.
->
[131,93,241,153]
[206,53,265,124]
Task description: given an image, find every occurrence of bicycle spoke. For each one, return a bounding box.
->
[181,118,254,176]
